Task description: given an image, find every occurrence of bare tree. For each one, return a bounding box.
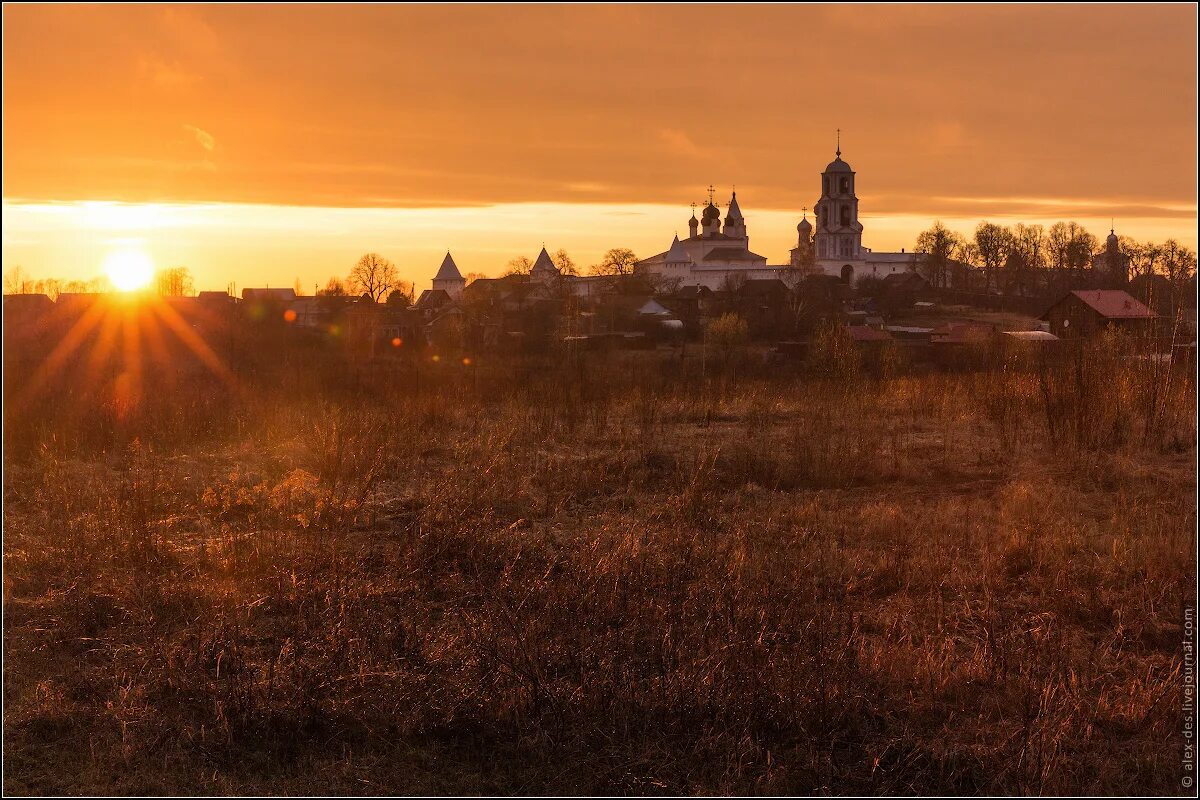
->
[552,249,579,276]
[318,277,348,296]
[1124,238,1162,281]
[347,252,399,301]
[1047,221,1097,279]
[504,256,533,276]
[155,266,195,297]
[914,222,964,289]
[1160,240,1196,284]
[3,266,31,294]
[588,247,638,276]
[1013,224,1046,269]
[40,278,62,301]
[1,269,66,300]
[791,239,820,278]
[974,222,1013,293]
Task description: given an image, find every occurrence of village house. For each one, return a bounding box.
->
[1040,289,1157,339]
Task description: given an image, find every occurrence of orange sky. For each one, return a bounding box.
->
[3,4,1196,291]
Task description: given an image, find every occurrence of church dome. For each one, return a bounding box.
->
[824,156,853,173]
[798,216,812,233]
[702,201,721,221]
[1107,230,1119,246]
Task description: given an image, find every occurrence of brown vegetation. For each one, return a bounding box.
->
[3,334,1195,795]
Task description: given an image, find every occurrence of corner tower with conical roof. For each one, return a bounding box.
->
[663,233,693,281]
[813,131,863,263]
[432,251,466,300]
[529,245,561,283]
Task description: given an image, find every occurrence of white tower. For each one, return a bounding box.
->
[813,130,863,263]
[664,233,693,281]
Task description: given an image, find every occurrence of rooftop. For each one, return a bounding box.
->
[702,247,766,262]
[846,325,893,342]
[1068,289,1157,319]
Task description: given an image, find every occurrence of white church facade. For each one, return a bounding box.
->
[637,145,921,289]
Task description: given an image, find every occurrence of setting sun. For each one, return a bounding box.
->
[102,248,154,291]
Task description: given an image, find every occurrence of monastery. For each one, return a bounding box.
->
[425,144,930,293]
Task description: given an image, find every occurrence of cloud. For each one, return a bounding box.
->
[183,124,216,153]
[565,182,608,193]
[137,56,198,89]
[657,129,705,159]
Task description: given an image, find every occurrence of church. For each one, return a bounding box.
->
[637,140,922,289]
[633,188,776,291]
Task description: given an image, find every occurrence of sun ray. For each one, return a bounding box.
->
[148,299,239,390]
[139,302,176,381]
[76,306,123,403]
[116,306,144,419]
[11,301,109,412]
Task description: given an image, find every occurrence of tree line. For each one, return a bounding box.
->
[2,265,195,299]
[912,220,1196,296]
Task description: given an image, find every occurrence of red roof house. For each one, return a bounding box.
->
[1040,290,1157,338]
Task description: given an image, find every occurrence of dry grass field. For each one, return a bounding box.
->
[3,335,1196,795]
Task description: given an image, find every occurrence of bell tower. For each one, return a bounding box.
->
[813,129,863,262]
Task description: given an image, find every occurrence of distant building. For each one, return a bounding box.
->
[1089,227,1130,286]
[2,293,54,319]
[636,190,776,291]
[638,139,923,289]
[431,252,466,300]
[1041,289,1157,338]
[241,288,297,304]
